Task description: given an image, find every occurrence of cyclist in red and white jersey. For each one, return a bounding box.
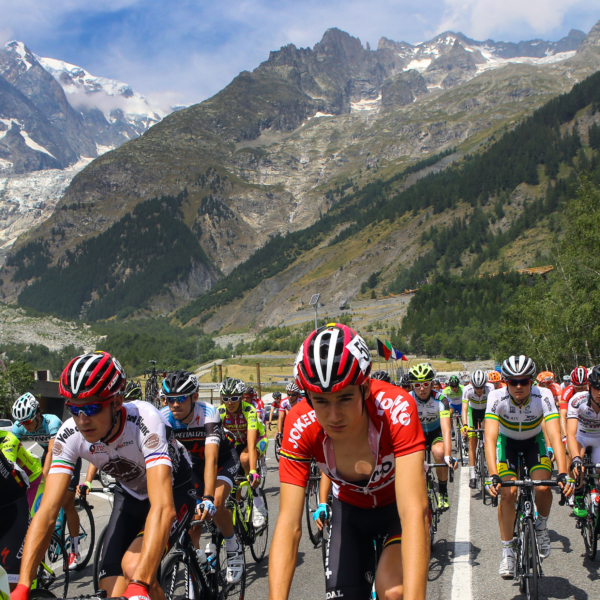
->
[269,324,429,600]
[244,387,266,423]
[269,391,283,426]
[277,382,302,434]
[561,367,588,446]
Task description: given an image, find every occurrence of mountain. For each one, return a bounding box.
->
[3,21,600,323]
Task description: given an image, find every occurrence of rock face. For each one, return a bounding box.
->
[579,21,600,53]
[381,70,428,108]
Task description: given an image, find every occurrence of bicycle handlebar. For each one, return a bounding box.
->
[498,480,559,487]
[427,462,455,483]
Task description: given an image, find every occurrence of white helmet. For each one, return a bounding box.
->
[470,370,487,388]
[501,355,536,380]
[12,392,39,422]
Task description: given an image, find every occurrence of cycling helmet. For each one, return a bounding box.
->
[571,366,588,387]
[286,381,301,394]
[409,363,435,383]
[243,386,257,397]
[12,392,39,422]
[294,323,371,394]
[220,377,245,396]
[124,381,143,401]
[589,366,600,389]
[59,351,126,400]
[501,355,536,380]
[162,370,199,397]
[371,370,391,383]
[470,370,487,388]
[401,373,412,386]
[487,371,502,383]
[432,378,441,386]
[537,371,555,385]
[563,375,571,383]
[448,375,460,387]
[272,391,282,400]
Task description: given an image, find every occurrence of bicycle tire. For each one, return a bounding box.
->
[216,532,246,600]
[250,489,269,562]
[305,476,321,546]
[321,520,331,570]
[259,455,267,491]
[455,421,463,465]
[92,524,109,592]
[583,498,598,560]
[427,475,438,550]
[275,436,281,463]
[30,590,56,600]
[520,518,539,600]
[61,498,95,570]
[478,445,488,505]
[37,532,69,598]
[160,552,201,600]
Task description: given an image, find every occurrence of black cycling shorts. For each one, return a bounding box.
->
[193,449,241,497]
[467,407,486,438]
[0,496,30,582]
[324,497,402,598]
[98,479,195,580]
[423,427,443,448]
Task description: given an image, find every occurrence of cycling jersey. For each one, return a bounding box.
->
[561,384,586,411]
[0,435,29,509]
[12,414,61,450]
[217,402,266,447]
[49,401,192,500]
[567,391,600,436]
[279,379,425,509]
[462,383,494,409]
[0,431,41,484]
[280,398,301,413]
[161,402,235,463]
[485,385,559,441]
[444,385,464,409]
[545,383,562,408]
[410,390,450,433]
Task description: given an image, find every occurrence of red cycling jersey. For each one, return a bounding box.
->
[561,384,586,411]
[278,380,425,509]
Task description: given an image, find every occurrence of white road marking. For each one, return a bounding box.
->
[91,492,113,501]
[451,467,472,600]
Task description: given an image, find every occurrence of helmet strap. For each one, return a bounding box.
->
[100,402,120,444]
[181,397,196,423]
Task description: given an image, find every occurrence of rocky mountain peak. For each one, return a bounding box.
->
[578,21,600,52]
[314,28,366,61]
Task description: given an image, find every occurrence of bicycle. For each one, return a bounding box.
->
[575,449,600,560]
[452,413,466,465]
[425,446,453,550]
[274,431,282,463]
[472,428,489,504]
[161,518,245,600]
[229,475,269,562]
[492,454,560,600]
[143,361,171,408]
[305,459,322,547]
[35,531,69,598]
[90,485,117,593]
[56,493,95,571]
[257,454,268,490]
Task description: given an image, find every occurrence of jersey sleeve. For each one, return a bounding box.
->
[11,423,23,439]
[141,409,173,471]
[278,405,314,488]
[16,441,42,481]
[439,395,450,417]
[560,387,573,411]
[1,432,19,463]
[49,421,80,476]
[462,386,469,403]
[46,415,62,436]
[566,395,580,420]
[540,388,559,421]
[244,404,259,431]
[485,390,502,421]
[388,394,426,458]
[204,405,222,446]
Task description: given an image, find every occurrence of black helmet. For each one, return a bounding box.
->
[220,377,245,396]
[448,375,460,387]
[272,391,282,399]
[162,370,199,397]
[371,370,391,383]
[589,366,600,389]
[401,373,412,386]
[124,381,143,401]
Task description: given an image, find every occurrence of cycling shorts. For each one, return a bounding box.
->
[98,479,195,580]
[193,448,241,494]
[0,496,30,582]
[324,497,401,598]
[468,407,486,439]
[449,401,463,414]
[496,432,551,478]
[424,427,443,448]
[575,432,600,465]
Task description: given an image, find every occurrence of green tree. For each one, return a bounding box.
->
[0,360,35,418]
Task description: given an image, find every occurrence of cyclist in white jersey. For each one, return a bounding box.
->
[461,370,494,488]
[12,352,195,600]
[567,365,600,518]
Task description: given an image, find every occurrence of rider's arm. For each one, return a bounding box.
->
[545,415,567,474]
[42,439,55,479]
[18,473,72,587]
[16,441,42,482]
[268,482,305,600]
[319,472,332,504]
[277,408,286,433]
[395,450,429,600]
[540,419,551,453]
[566,417,580,461]
[560,407,569,441]
[484,417,500,477]
[461,399,469,430]
[203,442,218,500]
[131,464,176,585]
[269,406,275,424]
[247,426,258,473]
[439,398,452,459]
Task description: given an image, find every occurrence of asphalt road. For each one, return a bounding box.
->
[26,442,600,599]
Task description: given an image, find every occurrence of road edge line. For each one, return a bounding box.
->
[451,467,472,600]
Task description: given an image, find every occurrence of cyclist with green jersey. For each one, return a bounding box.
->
[445,376,464,435]
[217,378,268,528]
[485,355,573,577]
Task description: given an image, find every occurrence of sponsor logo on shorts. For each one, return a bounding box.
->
[144,433,161,450]
[326,591,344,599]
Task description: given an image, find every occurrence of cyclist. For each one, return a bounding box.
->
[561,374,571,391]
[11,394,82,570]
[400,372,413,392]
[371,370,392,383]
[409,364,456,509]
[160,370,243,584]
[124,382,143,402]
[566,365,600,518]
[444,375,464,436]
[0,432,31,591]
[561,367,588,446]
[487,370,505,390]
[485,355,573,577]
[268,391,283,426]
[462,370,494,489]
[217,378,268,527]
[431,379,442,392]
[244,386,266,423]
[277,382,302,434]
[270,323,429,600]
[12,351,195,600]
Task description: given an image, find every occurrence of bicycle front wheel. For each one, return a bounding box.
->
[37,532,69,598]
[583,500,598,560]
[216,533,246,600]
[520,518,539,600]
[160,552,200,600]
[92,524,109,592]
[478,447,488,505]
[259,455,267,491]
[275,436,281,463]
[250,489,269,562]
[305,477,321,546]
[61,498,95,570]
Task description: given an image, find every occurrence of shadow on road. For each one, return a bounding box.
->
[507,575,589,600]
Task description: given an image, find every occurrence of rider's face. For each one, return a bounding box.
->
[21,413,41,432]
[590,386,600,406]
[413,382,432,400]
[507,379,531,402]
[474,387,485,397]
[309,384,368,440]
[168,393,196,420]
[68,394,123,443]
[223,396,241,413]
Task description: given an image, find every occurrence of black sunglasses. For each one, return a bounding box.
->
[507,378,531,387]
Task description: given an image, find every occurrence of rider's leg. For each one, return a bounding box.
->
[432,441,447,484]
[498,476,518,541]
[375,543,404,600]
[213,479,235,539]
[122,537,165,600]
[63,491,81,542]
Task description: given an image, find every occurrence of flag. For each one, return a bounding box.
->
[392,347,409,361]
[376,339,392,361]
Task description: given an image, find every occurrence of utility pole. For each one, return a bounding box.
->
[218,364,223,382]
[309,293,321,331]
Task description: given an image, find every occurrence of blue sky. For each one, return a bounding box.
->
[1,0,599,110]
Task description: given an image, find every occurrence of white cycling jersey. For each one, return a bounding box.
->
[567,391,600,436]
[462,382,494,409]
[49,401,191,500]
[485,385,558,441]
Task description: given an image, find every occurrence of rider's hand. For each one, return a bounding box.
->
[197,497,217,521]
[11,584,30,600]
[312,503,329,530]
[123,581,151,600]
[557,472,575,498]
[461,425,469,439]
[571,456,584,479]
[248,470,261,489]
[76,482,91,498]
[444,455,458,470]
[485,474,502,498]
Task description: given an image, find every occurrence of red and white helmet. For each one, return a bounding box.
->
[59,351,126,400]
[294,323,372,394]
[571,366,588,387]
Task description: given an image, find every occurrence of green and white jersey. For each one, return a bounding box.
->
[485,385,559,441]
[444,385,464,408]
[462,382,494,409]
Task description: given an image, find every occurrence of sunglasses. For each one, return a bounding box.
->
[288,393,299,397]
[222,395,241,403]
[507,378,531,387]
[166,395,189,404]
[18,418,35,426]
[413,381,432,389]
[66,398,114,417]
